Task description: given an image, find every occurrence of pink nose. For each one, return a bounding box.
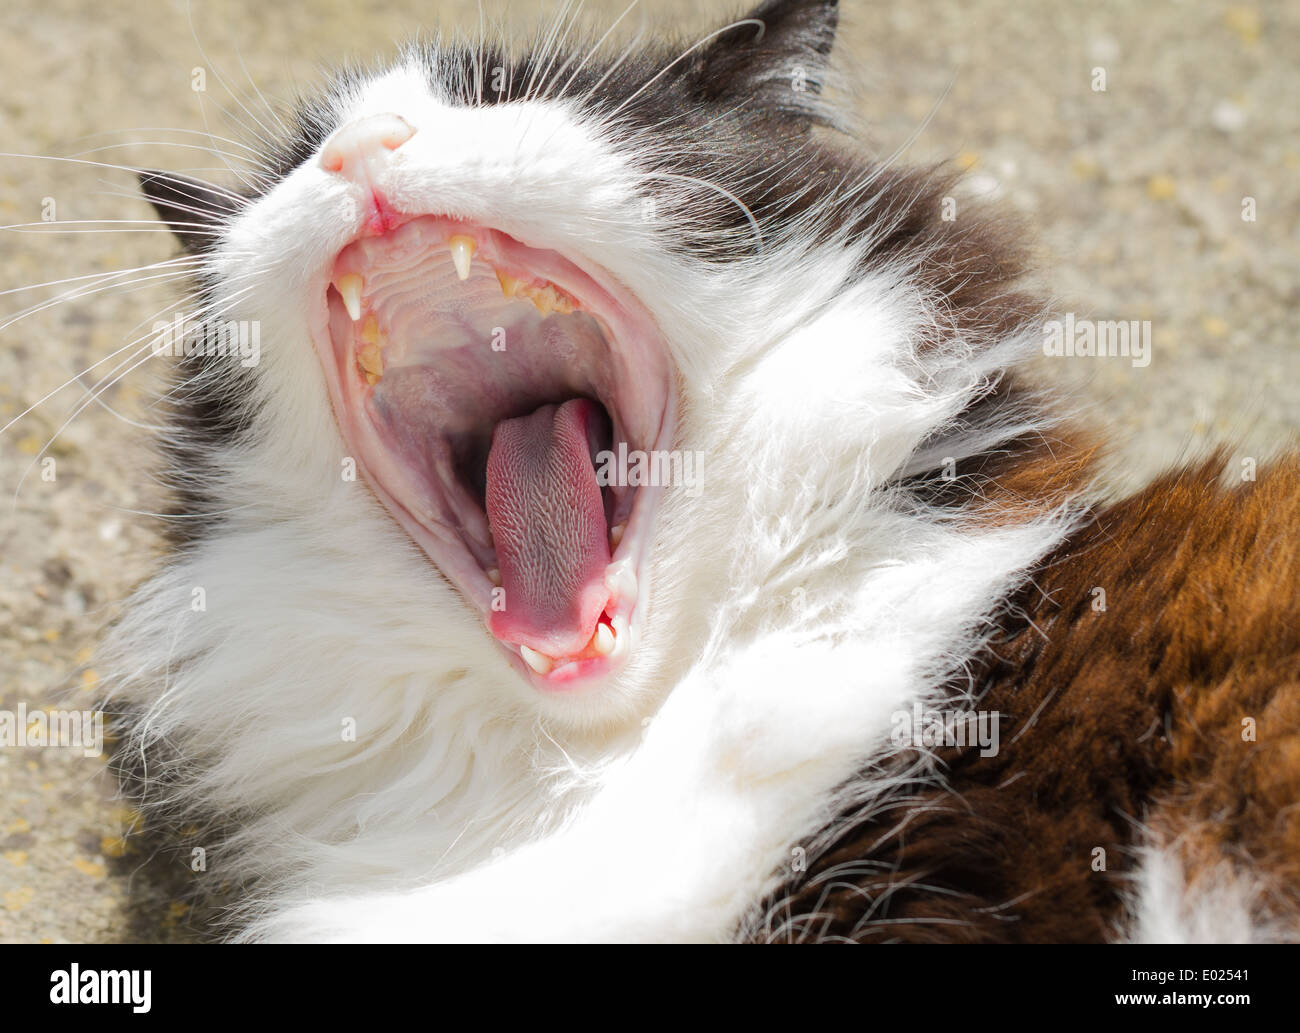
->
[320,113,416,177]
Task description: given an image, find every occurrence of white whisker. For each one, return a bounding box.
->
[9,281,259,502]
[601,18,764,122]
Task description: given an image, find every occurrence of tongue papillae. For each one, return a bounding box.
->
[485,399,611,659]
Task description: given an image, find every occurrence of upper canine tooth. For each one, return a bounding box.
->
[496,271,519,298]
[520,644,553,675]
[448,235,475,281]
[593,623,615,656]
[336,274,364,321]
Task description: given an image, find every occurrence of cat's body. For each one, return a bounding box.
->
[100,0,1299,942]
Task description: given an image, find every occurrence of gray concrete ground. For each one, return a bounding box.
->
[0,0,1297,942]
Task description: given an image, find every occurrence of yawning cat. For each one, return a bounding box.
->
[103,0,1300,942]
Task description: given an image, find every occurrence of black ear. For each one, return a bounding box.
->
[691,0,839,120]
[138,170,232,253]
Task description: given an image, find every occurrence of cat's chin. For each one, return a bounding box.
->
[312,214,676,695]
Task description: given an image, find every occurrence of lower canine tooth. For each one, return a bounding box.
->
[448,235,475,281]
[593,623,615,656]
[336,274,363,321]
[520,645,553,675]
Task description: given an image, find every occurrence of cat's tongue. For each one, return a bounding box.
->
[485,399,611,659]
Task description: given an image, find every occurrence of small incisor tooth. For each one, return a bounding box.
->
[520,644,553,675]
[336,274,364,321]
[593,622,615,656]
[448,235,476,281]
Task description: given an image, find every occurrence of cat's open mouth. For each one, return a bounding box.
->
[314,215,675,693]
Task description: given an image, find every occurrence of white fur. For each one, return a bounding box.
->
[1124,844,1284,944]
[103,51,1075,941]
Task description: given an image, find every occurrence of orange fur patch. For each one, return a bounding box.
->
[756,452,1300,943]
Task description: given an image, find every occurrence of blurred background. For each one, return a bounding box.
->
[0,0,1296,941]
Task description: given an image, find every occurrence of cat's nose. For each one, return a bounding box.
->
[320,113,416,178]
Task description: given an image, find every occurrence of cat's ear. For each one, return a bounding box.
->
[691,0,839,121]
[138,170,232,253]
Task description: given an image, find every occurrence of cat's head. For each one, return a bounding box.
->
[138,0,1016,729]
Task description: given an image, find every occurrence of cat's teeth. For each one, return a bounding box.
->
[357,342,384,385]
[609,523,625,549]
[487,567,502,586]
[355,315,385,384]
[525,284,573,317]
[593,622,615,656]
[336,274,364,321]
[520,644,553,675]
[494,275,575,315]
[448,235,475,281]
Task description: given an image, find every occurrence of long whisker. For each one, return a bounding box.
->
[10,281,260,502]
[601,18,764,121]
[92,499,263,522]
[0,260,254,437]
[642,171,764,251]
[230,30,291,138]
[11,342,163,503]
[185,0,282,155]
[87,176,248,225]
[553,0,640,101]
[528,0,586,103]
[70,141,274,180]
[191,92,267,194]
[72,371,172,432]
[66,125,269,159]
[0,152,246,206]
[0,283,201,438]
[574,19,650,108]
[2,219,225,232]
[0,266,201,337]
[0,256,201,298]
